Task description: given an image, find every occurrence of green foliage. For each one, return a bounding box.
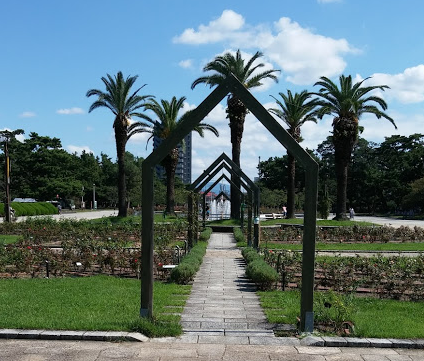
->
[170,241,207,284]
[242,247,279,290]
[199,227,212,242]
[314,290,354,331]
[245,259,279,290]
[234,227,246,245]
[0,202,57,217]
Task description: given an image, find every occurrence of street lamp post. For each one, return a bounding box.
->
[93,184,96,210]
[81,186,84,209]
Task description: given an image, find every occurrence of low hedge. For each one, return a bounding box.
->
[246,259,280,291]
[242,247,279,291]
[233,227,245,244]
[199,227,212,242]
[170,241,207,284]
[0,202,57,217]
[171,228,213,284]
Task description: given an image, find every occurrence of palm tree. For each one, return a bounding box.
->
[268,90,319,219]
[191,50,279,219]
[86,71,152,217]
[136,96,219,214]
[314,75,397,220]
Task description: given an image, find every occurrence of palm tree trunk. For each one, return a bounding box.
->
[115,120,127,217]
[333,117,357,220]
[164,148,179,215]
[334,148,349,220]
[228,95,248,220]
[287,152,296,219]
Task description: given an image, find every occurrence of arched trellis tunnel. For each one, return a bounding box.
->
[141,73,318,332]
[201,172,251,236]
[188,153,260,247]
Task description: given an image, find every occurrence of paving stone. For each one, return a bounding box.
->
[59,330,86,340]
[322,336,348,347]
[346,337,371,347]
[103,331,130,341]
[225,330,274,337]
[82,331,106,341]
[0,329,21,339]
[39,330,63,340]
[15,329,42,339]
[198,335,249,344]
[126,332,149,342]
[412,339,424,349]
[388,338,416,348]
[367,338,394,348]
[300,335,325,346]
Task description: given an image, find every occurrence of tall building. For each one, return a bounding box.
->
[153,132,192,184]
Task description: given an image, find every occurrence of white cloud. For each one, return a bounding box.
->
[19,111,36,118]
[66,145,93,155]
[366,65,424,104]
[178,59,193,69]
[266,18,358,84]
[86,126,94,132]
[173,10,245,44]
[57,107,84,115]
[175,11,358,85]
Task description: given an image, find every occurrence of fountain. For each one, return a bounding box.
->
[209,197,231,220]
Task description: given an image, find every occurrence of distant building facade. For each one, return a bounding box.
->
[153,132,192,184]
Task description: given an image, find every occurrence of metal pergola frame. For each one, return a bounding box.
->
[141,74,318,332]
[189,155,259,246]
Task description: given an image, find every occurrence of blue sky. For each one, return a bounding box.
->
[2,0,424,180]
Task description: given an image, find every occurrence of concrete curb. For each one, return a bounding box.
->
[300,335,424,349]
[0,329,423,348]
[0,329,148,342]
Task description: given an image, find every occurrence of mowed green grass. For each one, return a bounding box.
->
[0,276,191,337]
[261,241,424,252]
[258,290,424,338]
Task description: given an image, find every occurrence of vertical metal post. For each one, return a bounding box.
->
[4,141,10,223]
[187,193,193,248]
[253,189,260,248]
[300,167,318,332]
[141,163,154,318]
[92,184,96,210]
[247,201,252,247]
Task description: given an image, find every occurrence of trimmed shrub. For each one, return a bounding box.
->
[170,241,207,284]
[199,227,212,242]
[245,259,279,291]
[241,247,261,264]
[233,227,245,244]
[0,202,58,217]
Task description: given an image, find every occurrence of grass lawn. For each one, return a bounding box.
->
[0,275,191,337]
[258,290,424,338]
[205,219,241,226]
[0,235,20,245]
[260,241,424,252]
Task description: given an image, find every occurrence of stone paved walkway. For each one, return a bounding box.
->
[179,232,280,345]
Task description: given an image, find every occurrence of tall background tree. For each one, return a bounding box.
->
[137,96,219,214]
[191,49,279,219]
[86,71,151,217]
[268,90,318,218]
[314,75,396,220]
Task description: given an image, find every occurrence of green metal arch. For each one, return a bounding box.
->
[141,73,318,333]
